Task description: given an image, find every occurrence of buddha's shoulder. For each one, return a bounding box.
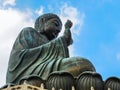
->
[21,27,36,32]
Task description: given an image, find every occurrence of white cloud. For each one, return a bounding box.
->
[35,6,44,16]
[3,0,16,6]
[59,4,85,36]
[0,7,34,86]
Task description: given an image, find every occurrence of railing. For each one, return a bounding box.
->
[2,84,46,90]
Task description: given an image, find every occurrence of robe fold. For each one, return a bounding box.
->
[6,27,69,84]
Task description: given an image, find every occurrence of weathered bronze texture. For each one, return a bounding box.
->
[76,71,104,90]
[6,13,95,85]
[104,77,120,90]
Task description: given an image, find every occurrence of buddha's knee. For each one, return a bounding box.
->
[60,57,96,77]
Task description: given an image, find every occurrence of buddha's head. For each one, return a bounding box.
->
[35,13,62,40]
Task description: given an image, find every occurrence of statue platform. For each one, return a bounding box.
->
[2,84,47,90]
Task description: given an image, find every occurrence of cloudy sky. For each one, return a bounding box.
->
[0,0,120,86]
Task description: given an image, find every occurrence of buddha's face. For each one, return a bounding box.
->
[43,17,62,40]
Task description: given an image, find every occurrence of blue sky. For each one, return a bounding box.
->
[0,0,120,86]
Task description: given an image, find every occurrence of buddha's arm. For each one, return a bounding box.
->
[63,20,73,46]
[63,28,73,46]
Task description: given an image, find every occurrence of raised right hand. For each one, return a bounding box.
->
[65,20,73,29]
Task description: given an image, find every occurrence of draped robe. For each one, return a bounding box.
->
[6,27,70,84]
